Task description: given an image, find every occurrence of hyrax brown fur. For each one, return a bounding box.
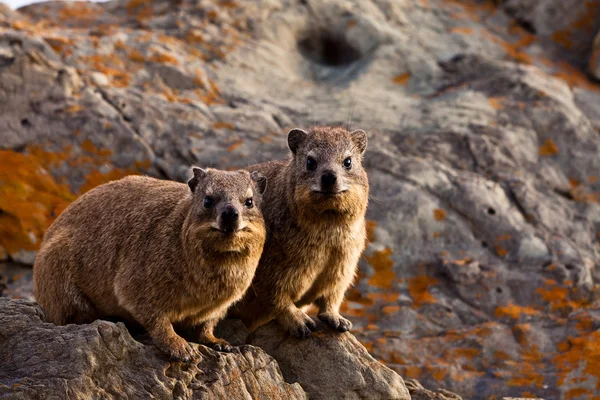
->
[232,126,369,338]
[34,168,267,361]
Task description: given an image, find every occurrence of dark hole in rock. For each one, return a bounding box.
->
[496,287,502,294]
[487,207,496,215]
[298,29,362,67]
[565,264,575,270]
[481,241,488,248]
[21,118,31,128]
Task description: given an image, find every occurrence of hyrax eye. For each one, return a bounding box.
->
[306,157,317,171]
[245,198,253,208]
[343,157,352,169]
[203,197,215,209]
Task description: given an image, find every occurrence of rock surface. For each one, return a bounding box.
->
[248,321,410,400]
[1,0,600,398]
[0,298,414,399]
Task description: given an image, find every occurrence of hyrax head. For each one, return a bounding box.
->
[187,168,267,238]
[287,126,369,217]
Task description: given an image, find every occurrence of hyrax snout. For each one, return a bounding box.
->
[34,168,267,362]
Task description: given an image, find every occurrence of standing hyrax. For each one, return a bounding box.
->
[232,126,369,338]
[34,168,267,361]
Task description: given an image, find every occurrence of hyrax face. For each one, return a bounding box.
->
[187,168,267,251]
[288,126,368,217]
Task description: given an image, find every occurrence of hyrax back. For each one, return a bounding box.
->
[233,126,369,338]
[34,168,267,361]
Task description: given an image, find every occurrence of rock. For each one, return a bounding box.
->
[405,379,463,400]
[0,298,306,399]
[0,298,415,399]
[248,321,411,400]
[498,0,600,59]
[1,0,600,398]
[590,30,600,80]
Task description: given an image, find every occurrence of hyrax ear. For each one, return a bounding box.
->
[251,171,267,195]
[350,129,368,155]
[287,128,308,154]
[188,167,207,193]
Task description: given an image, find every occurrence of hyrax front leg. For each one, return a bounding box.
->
[315,285,353,333]
[276,300,317,339]
[193,317,233,353]
[143,316,198,362]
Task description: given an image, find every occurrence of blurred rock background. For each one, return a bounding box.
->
[1,0,600,398]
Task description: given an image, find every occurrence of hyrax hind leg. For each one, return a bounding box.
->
[34,242,99,325]
[40,280,99,325]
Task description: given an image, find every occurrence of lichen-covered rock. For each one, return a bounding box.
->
[0,299,323,399]
[0,298,307,399]
[498,0,600,59]
[248,321,410,400]
[0,298,421,399]
[405,379,463,400]
[2,0,600,398]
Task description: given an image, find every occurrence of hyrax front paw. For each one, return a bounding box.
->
[204,338,233,353]
[318,312,352,333]
[160,335,198,363]
[282,312,317,339]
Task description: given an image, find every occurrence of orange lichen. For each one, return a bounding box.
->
[149,51,180,65]
[226,140,243,153]
[214,122,235,130]
[449,26,473,34]
[81,140,112,157]
[64,104,84,113]
[128,49,146,63]
[488,97,503,110]
[538,138,559,156]
[0,150,75,254]
[495,245,508,257]
[80,54,131,88]
[407,275,438,306]
[553,61,600,92]
[494,304,540,319]
[381,305,400,315]
[536,285,576,312]
[126,0,147,15]
[58,2,100,20]
[44,36,74,55]
[366,248,395,289]
[433,208,446,221]
[392,73,411,85]
[553,330,600,396]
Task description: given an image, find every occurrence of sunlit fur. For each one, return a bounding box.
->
[232,126,369,337]
[34,170,266,361]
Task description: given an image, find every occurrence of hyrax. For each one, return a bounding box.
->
[232,126,369,338]
[34,168,267,361]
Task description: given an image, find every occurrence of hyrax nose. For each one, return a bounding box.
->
[221,206,239,222]
[321,170,337,189]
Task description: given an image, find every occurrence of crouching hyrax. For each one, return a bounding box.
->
[34,168,267,361]
[232,126,369,338]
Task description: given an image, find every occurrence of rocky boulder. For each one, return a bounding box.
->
[0,298,414,399]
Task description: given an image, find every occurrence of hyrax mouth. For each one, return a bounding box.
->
[312,190,347,196]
